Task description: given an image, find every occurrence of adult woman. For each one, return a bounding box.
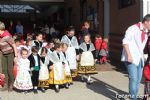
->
[0,21,18,92]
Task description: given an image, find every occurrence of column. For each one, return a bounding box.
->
[103,0,110,38]
[140,0,150,20]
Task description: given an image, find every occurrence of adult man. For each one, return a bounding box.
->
[121,14,150,100]
[16,21,24,36]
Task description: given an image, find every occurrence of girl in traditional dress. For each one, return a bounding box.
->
[61,43,72,86]
[28,46,41,94]
[48,43,68,92]
[78,33,97,84]
[38,47,50,93]
[61,26,79,78]
[13,48,33,93]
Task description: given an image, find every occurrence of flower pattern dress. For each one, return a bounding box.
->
[13,58,33,90]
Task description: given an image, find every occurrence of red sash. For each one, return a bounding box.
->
[136,23,145,42]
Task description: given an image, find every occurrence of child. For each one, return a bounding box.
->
[15,38,21,56]
[143,34,150,100]
[48,43,68,92]
[46,40,55,55]
[38,47,50,93]
[78,33,97,84]
[32,33,43,49]
[19,38,32,56]
[13,38,21,78]
[15,38,21,48]
[52,38,61,44]
[61,43,72,86]
[28,46,41,94]
[61,26,79,78]
[99,38,108,64]
[13,48,33,93]
[143,58,150,100]
[94,34,102,63]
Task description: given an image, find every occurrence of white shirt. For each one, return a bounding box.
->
[33,55,39,66]
[121,22,148,66]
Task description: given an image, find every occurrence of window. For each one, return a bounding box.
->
[118,0,136,9]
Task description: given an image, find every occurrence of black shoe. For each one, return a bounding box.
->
[41,88,46,93]
[33,89,38,94]
[55,88,60,93]
[65,84,69,89]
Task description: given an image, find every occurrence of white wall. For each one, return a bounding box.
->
[140,0,150,19]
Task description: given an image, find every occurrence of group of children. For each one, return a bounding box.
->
[0,26,108,94]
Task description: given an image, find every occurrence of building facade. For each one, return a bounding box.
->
[64,0,150,67]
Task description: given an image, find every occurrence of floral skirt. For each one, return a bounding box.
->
[38,80,49,88]
[78,65,98,74]
[70,69,78,78]
[13,70,33,90]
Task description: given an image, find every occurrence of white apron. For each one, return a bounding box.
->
[39,61,49,80]
[64,60,71,76]
[66,47,77,70]
[80,51,94,66]
[53,62,64,81]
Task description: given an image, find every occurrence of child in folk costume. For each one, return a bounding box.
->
[38,47,50,93]
[13,48,33,93]
[32,33,43,49]
[28,46,41,94]
[61,43,72,86]
[46,40,55,55]
[61,26,79,78]
[99,38,108,64]
[48,43,68,92]
[78,33,97,84]
[52,38,61,43]
[19,38,32,56]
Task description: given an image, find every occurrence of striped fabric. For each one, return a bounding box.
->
[0,36,14,54]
